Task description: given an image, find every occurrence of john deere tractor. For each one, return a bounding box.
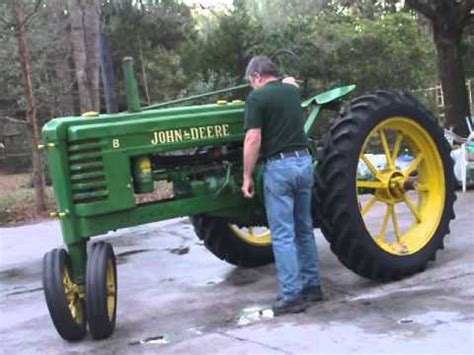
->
[40,58,455,341]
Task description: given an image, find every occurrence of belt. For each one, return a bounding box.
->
[266,148,310,162]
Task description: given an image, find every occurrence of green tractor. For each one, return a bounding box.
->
[40,58,455,341]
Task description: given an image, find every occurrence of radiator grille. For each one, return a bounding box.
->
[68,139,108,204]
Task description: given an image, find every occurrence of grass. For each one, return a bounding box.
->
[0,173,55,226]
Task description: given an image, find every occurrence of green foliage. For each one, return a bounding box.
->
[327,12,437,93]
[0,0,464,125]
[177,71,243,105]
[1,0,472,176]
[245,0,328,28]
[179,0,262,80]
[0,1,74,124]
[332,0,402,18]
[102,0,195,103]
[241,10,437,97]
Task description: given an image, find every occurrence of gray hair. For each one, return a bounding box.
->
[245,55,279,81]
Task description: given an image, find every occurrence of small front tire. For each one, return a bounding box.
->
[86,242,117,339]
[42,248,87,341]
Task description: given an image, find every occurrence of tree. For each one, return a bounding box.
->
[245,0,329,28]
[337,0,401,18]
[102,0,193,103]
[406,0,474,135]
[70,0,101,113]
[11,0,47,213]
[180,0,264,81]
[462,25,474,79]
[246,11,436,95]
[47,0,75,117]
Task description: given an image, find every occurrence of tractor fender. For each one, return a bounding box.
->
[302,85,356,108]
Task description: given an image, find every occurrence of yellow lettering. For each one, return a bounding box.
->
[165,130,175,143]
[190,127,199,140]
[151,126,229,145]
[174,129,183,142]
[207,126,215,138]
[199,126,207,139]
[214,125,223,137]
[222,124,230,136]
[158,131,166,144]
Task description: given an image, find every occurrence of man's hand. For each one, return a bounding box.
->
[242,176,255,199]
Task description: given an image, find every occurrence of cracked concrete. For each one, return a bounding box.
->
[0,192,473,354]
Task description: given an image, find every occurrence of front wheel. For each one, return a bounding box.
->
[86,242,117,339]
[314,90,456,281]
[42,249,87,341]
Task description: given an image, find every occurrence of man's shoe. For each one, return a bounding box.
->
[272,295,307,316]
[301,285,324,303]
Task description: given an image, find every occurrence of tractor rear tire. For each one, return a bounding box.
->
[314,90,456,281]
[190,215,274,267]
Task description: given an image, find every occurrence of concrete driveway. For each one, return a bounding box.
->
[1,192,473,354]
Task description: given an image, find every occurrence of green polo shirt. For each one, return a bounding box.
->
[244,80,308,159]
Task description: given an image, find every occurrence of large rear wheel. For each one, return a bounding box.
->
[190,215,274,267]
[314,91,456,281]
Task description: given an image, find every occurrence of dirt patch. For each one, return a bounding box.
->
[0,173,55,226]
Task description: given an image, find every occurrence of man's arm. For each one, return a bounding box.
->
[242,128,261,198]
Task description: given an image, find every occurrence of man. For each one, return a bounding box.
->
[241,55,323,316]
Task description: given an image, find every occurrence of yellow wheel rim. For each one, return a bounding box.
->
[229,224,272,246]
[63,266,84,325]
[106,260,116,321]
[357,117,445,256]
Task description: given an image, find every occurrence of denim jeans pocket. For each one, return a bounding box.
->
[264,164,293,196]
[293,158,313,190]
[303,160,314,186]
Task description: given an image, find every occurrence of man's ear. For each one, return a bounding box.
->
[282,76,299,88]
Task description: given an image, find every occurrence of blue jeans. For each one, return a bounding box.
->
[264,155,321,301]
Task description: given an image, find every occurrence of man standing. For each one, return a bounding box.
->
[241,55,323,316]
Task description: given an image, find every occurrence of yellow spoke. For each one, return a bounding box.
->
[405,153,424,176]
[360,154,381,179]
[69,301,77,317]
[414,182,429,192]
[356,180,385,189]
[379,129,394,168]
[63,272,72,287]
[390,206,402,241]
[361,195,377,217]
[391,132,403,164]
[377,204,391,242]
[403,195,422,223]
